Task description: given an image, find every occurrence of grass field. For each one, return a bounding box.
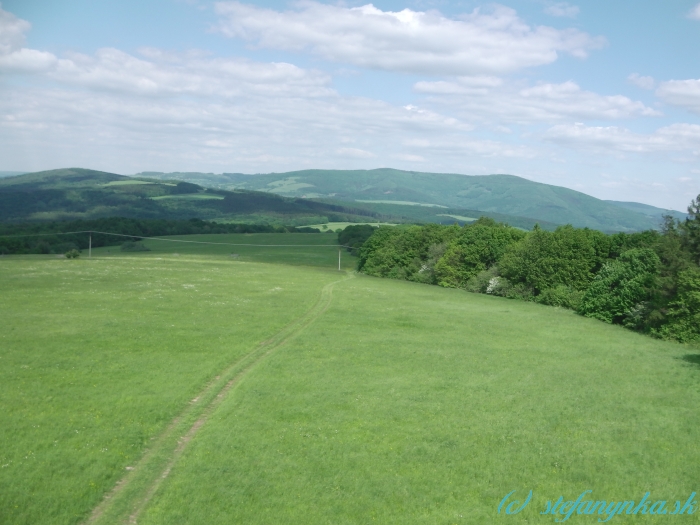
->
[92,233,354,270]
[1,242,699,524]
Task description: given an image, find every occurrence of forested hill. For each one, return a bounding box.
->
[0,168,572,231]
[135,168,687,233]
[0,168,382,225]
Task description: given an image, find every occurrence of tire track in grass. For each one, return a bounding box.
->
[84,272,353,525]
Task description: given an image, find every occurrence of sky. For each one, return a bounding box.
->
[0,1,699,211]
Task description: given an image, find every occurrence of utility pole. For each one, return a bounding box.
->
[89,232,92,258]
[338,249,341,271]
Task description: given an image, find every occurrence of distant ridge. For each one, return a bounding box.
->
[0,168,568,230]
[604,200,687,222]
[136,168,679,232]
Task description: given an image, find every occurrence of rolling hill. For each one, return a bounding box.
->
[0,168,564,230]
[0,168,383,225]
[137,168,687,232]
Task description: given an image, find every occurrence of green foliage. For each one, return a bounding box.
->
[536,285,584,310]
[170,181,201,194]
[653,267,700,343]
[434,218,525,288]
[358,223,460,281]
[499,225,600,294]
[64,249,80,259]
[682,194,700,264]
[337,224,376,254]
[577,248,660,325]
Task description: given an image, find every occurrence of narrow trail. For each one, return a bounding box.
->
[84,272,354,525]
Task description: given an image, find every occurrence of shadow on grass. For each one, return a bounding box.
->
[680,354,700,368]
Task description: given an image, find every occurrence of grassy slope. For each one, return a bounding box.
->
[135,275,700,524]
[2,243,698,523]
[137,169,670,232]
[92,233,353,270]
[0,255,343,525]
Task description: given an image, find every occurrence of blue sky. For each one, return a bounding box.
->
[1,1,699,210]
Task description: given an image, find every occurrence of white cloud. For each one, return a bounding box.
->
[0,7,331,98]
[53,48,333,98]
[394,154,426,162]
[213,1,605,75]
[657,78,700,115]
[336,147,376,158]
[627,73,655,90]
[0,5,29,54]
[544,3,580,18]
[688,3,700,20]
[0,6,58,72]
[415,78,659,123]
[0,81,517,175]
[544,122,700,154]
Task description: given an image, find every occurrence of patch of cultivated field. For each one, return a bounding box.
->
[92,233,352,270]
[1,251,699,524]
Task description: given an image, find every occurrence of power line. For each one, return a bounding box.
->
[0,229,354,249]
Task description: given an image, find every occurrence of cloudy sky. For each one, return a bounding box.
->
[1,1,699,210]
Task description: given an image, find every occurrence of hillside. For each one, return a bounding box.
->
[0,168,383,225]
[605,200,687,222]
[2,255,698,524]
[0,168,565,230]
[138,168,683,232]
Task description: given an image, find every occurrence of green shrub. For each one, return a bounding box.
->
[499,225,598,294]
[434,220,524,288]
[464,266,500,294]
[65,249,80,259]
[577,248,660,324]
[537,285,584,310]
[652,267,700,343]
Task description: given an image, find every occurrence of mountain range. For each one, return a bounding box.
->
[0,167,688,232]
[136,168,687,232]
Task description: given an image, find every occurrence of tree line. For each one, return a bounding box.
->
[358,195,700,345]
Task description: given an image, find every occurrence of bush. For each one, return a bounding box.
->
[653,267,700,343]
[465,266,501,293]
[537,285,584,310]
[577,248,660,324]
[120,241,150,252]
[434,219,525,288]
[65,249,80,259]
[499,225,598,294]
[338,224,377,255]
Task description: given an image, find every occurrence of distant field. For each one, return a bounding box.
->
[91,233,354,270]
[102,180,167,187]
[150,194,225,201]
[356,199,448,208]
[437,213,478,222]
[303,221,397,231]
[1,251,699,524]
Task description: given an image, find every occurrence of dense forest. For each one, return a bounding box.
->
[0,217,325,255]
[358,195,700,344]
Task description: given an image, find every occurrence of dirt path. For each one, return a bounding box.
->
[84,272,354,525]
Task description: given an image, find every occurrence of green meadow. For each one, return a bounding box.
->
[1,240,699,524]
[92,233,353,270]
